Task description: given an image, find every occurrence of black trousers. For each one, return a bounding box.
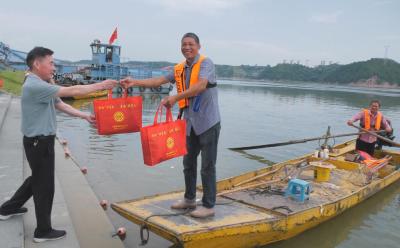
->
[0,135,55,236]
[356,138,376,156]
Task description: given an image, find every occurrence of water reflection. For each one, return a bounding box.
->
[234,150,276,166]
[219,81,400,111]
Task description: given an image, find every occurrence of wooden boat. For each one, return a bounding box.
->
[72,90,108,100]
[111,140,400,248]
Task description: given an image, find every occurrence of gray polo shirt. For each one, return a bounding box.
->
[166,55,221,136]
[21,73,61,137]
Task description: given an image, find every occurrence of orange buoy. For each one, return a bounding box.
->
[60,139,68,145]
[100,200,108,210]
[80,167,88,175]
[112,227,127,240]
[64,147,71,157]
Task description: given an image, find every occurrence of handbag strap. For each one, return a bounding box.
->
[153,104,173,125]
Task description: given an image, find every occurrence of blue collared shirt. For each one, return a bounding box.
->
[166,55,221,135]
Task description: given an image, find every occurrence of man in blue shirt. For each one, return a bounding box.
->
[0,47,117,242]
[121,33,221,218]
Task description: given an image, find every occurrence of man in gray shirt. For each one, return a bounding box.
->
[0,47,117,242]
[121,33,221,218]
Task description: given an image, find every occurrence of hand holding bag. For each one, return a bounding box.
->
[140,104,187,166]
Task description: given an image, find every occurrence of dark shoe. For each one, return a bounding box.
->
[33,229,67,243]
[0,207,28,220]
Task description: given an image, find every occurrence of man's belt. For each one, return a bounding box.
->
[24,135,55,140]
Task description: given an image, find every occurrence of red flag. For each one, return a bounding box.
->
[109,28,118,44]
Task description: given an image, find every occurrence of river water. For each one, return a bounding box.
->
[57,80,400,248]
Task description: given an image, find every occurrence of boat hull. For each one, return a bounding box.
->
[111,141,400,248]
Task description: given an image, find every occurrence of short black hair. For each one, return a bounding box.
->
[181,33,200,44]
[370,100,381,107]
[26,47,54,69]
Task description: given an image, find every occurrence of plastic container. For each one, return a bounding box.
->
[313,163,336,182]
[323,148,329,158]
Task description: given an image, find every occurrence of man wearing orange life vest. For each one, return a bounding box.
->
[121,33,221,218]
[347,100,392,156]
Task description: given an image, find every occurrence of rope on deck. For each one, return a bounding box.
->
[139,209,191,246]
[138,200,237,246]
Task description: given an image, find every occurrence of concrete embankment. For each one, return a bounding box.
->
[0,92,124,248]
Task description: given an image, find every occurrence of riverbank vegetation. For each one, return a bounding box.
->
[119,58,400,87]
[0,70,25,95]
[217,58,400,87]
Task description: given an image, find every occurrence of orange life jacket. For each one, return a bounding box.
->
[174,55,206,109]
[363,109,382,130]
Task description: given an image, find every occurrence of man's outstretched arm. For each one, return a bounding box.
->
[56,79,117,98]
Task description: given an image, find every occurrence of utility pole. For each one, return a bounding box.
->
[384,45,390,65]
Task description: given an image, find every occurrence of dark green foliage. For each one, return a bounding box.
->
[322,58,400,84]
[215,58,400,85]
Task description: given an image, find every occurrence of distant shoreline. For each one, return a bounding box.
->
[218,77,400,89]
[349,76,400,89]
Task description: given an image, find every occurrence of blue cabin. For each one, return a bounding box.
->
[88,39,128,81]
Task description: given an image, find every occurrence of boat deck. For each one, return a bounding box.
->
[224,168,363,215]
[114,165,368,227]
[113,191,279,235]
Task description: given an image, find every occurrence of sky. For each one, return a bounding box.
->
[1,0,399,66]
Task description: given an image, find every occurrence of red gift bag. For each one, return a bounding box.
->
[141,104,187,166]
[93,90,142,135]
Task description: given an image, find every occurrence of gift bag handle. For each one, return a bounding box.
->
[153,104,173,125]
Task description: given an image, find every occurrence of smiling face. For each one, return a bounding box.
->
[369,102,380,114]
[181,37,201,63]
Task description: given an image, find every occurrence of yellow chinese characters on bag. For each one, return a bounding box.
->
[93,93,142,135]
[141,105,187,166]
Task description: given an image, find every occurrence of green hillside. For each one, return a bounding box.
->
[216,58,400,85]
[321,58,400,84]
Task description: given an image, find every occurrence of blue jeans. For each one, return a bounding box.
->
[183,123,221,208]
